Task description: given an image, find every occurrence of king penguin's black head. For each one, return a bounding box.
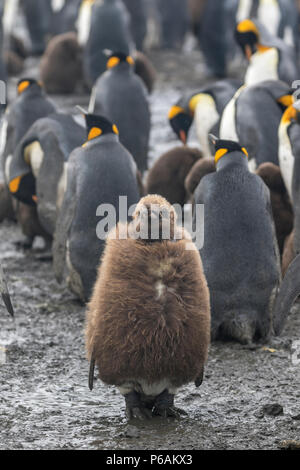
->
[168,105,193,144]
[234,19,260,59]
[208,134,248,165]
[83,114,119,144]
[17,78,42,95]
[105,51,135,70]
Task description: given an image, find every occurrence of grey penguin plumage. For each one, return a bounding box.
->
[22,0,52,55]
[155,0,189,49]
[8,112,86,236]
[194,136,281,344]
[220,80,294,170]
[169,79,242,155]
[89,52,150,174]
[53,114,141,302]
[122,0,147,51]
[83,0,133,86]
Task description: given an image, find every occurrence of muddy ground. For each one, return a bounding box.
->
[0,33,300,450]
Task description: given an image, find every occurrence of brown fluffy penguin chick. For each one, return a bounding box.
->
[40,32,82,94]
[282,230,295,276]
[146,147,202,206]
[134,51,156,93]
[85,194,210,420]
[256,163,293,255]
[184,157,215,201]
[4,50,24,75]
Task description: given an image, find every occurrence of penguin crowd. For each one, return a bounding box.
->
[1,0,300,424]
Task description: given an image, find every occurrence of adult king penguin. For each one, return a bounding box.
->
[235,19,298,85]
[219,80,294,170]
[7,112,86,236]
[168,79,241,157]
[89,52,150,174]
[194,135,281,344]
[53,114,141,302]
[82,0,133,86]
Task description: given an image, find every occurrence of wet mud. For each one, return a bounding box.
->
[0,47,300,450]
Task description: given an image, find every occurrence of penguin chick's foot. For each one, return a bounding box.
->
[125,390,152,421]
[152,389,187,418]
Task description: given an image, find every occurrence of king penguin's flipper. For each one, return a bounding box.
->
[88,357,96,391]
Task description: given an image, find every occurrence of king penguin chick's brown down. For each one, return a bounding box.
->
[85,195,211,420]
[146,147,203,206]
[40,32,83,94]
[184,156,216,202]
[256,162,293,256]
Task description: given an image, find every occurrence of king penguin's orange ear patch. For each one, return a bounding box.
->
[87,127,102,141]
[17,80,30,95]
[107,56,120,69]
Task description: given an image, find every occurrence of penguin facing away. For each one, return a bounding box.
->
[8,112,86,236]
[89,51,150,174]
[53,113,141,302]
[86,194,210,419]
[194,135,281,344]
[83,0,133,86]
[168,79,242,156]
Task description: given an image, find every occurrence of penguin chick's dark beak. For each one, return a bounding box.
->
[1,293,14,317]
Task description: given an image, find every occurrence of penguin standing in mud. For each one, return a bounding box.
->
[86,194,210,419]
[220,80,294,170]
[53,114,141,302]
[7,112,86,236]
[82,0,133,86]
[0,263,14,317]
[0,79,56,247]
[235,19,299,85]
[146,146,202,206]
[168,79,241,157]
[89,52,150,174]
[194,135,281,344]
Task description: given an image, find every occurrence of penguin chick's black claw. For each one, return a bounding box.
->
[88,358,96,391]
[152,390,184,418]
[125,391,152,421]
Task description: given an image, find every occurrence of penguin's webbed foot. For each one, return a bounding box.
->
[125,390,152,421]
[152,389,187,418]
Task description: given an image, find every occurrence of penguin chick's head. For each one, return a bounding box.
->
[168,105,193,144]
[132,194,177,242]
[17,78,42,95]
[106,51,135,70]
[208,134,248,165]
[83,114,119,145]
[235,19,261,59]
